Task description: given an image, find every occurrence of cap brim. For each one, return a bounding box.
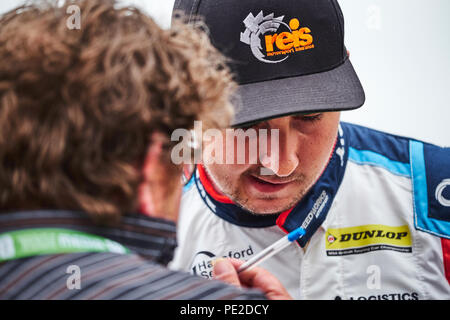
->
[231,58,365,127]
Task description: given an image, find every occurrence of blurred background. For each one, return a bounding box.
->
[1,0,449,146]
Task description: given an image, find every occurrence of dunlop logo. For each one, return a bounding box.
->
[325,225,412,256]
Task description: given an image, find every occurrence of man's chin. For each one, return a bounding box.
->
[236,198,298,215]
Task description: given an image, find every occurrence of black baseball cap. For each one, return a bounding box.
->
[173,0,365,127]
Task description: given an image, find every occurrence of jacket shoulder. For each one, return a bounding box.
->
[341,122,410,164]
[341,122,450,238]
[410,140,450,238]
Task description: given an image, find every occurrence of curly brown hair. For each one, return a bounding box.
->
[0,0,234,222]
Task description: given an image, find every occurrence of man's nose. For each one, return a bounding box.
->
[275,133,299,177]
[259,126,299,177]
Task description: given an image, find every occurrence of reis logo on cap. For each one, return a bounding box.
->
[240,11,315,64]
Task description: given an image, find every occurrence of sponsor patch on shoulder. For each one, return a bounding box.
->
[325,225,412,256]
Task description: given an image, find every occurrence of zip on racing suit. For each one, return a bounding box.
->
[169,122,450,300]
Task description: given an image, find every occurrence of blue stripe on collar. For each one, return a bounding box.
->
[277,126,348,247]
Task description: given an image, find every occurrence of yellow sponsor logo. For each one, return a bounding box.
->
[325,225,412,256]
[240,12,315,64]
[264,18,314,56]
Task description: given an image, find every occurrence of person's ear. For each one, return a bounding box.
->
[138,136,163,217]
[138,133,182,222]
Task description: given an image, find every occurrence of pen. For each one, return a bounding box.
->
[237,227,305,274]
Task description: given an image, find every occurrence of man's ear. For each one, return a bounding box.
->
[138,133,183,222]
[142,136,165,180]
[138,137,164,217]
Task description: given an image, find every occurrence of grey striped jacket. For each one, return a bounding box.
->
[0,210,266,300]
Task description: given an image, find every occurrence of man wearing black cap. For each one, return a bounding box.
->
[171,0,450,299]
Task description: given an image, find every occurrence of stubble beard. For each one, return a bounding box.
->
[204,165,316,215]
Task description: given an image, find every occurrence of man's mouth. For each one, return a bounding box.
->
[246,175,295,193]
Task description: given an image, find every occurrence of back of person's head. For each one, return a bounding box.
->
[0,0,234,223]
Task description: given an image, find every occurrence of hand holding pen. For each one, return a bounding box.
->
[212,227,305,300]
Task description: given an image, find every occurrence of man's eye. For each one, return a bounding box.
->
[293,113,323,122]
[237,121,267,131]
[239,125,254,131]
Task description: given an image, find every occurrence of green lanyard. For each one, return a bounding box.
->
[0,228,130,262]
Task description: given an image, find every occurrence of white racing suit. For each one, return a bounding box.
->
[170,122,450,300]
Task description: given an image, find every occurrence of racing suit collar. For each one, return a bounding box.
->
[195,125,349,247]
